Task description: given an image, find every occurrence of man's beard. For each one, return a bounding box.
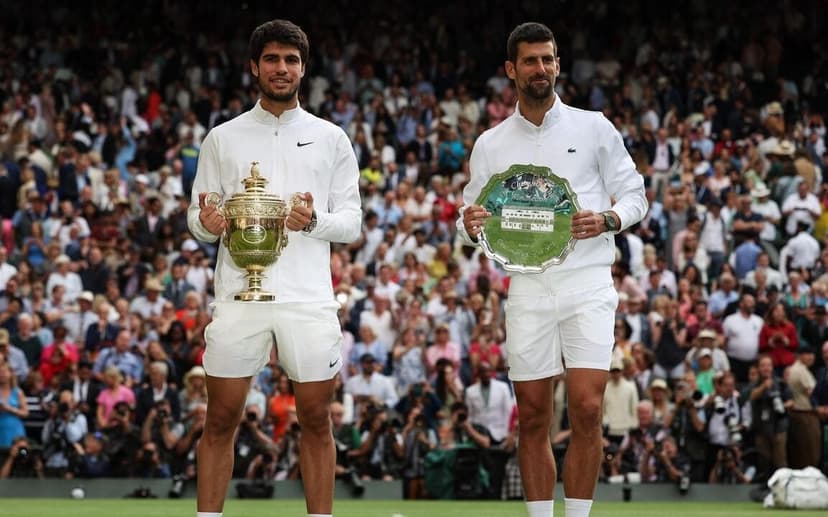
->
[258,75,299,103]
[521,76,554,101]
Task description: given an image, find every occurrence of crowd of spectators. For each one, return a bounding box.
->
[1,0,828,500]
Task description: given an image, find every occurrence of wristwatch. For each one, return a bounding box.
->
[303,210,318,233]
[601,211,619,233]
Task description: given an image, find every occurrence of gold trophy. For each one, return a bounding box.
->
[206,161,302,301]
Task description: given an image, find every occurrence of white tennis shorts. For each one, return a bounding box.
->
[504,266,618,381]
[203,300,343,382]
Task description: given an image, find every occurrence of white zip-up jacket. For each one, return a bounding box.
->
[188,101,362,303]
[458,97,648,281]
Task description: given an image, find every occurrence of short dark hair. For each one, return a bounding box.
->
[249,19,309,64]
[507,22,556,63]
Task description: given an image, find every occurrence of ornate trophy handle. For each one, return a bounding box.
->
[204,192,224,214]
[204,192,226,246]
[289,192,308,211]
[278,192,307,253]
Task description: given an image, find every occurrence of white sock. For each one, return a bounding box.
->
[307,514,332,517]
[197,513,222,517]
[565,497,593,517]
[526,499,554,517]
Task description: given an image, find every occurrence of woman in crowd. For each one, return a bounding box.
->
[179,365,208,418]
[392,327,427,395]
[651,296,690,381]
[758,302,799,375]
[21,222,48,274]
[175,291,204,335]
[95,365,135,429]
[267,373,296,445]
[160,320,191,378]
[646,378,675,426]
[783,271,811,327]
[468,323,503,380]
[0,362,29,448]
[432,358,463,425]
[39,331,79,387]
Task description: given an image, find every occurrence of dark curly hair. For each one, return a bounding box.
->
[249,19,309,64]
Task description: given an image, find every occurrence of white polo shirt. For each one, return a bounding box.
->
[188,102,362,303]
[722,311,764,361]
[458,96,648,286]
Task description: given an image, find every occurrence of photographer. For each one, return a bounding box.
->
[101,400,141,477]
[171,402,206,488]
[273,412,302,480]
[331,401,363,494]
[72,432,112,478]
[140,399,183,477]
[61,360,102,431]
[349,405,405,481]
[749,355,793,481]
[233,403,275,479]
[442,401,491,450]
[0,435,44,478]
[394,381,442,432]
[705,372,747,468]
[708,446,754,484]
[664,373,708,481]
[134,441,171,478]
[639,435,690,484]
[401,406,437,498]
[615,401,667,479]
[41,390,88,477]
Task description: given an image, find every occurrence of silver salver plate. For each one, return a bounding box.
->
[474,164,580,273]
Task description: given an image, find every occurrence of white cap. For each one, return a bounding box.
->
[181,239,199,252]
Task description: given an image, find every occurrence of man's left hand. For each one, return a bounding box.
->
[286,192,314,231]
[571,210,605,239]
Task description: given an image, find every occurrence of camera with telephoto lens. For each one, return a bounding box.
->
[141,449,155,462]
[246,411,258,423]
[713,396,727,414]
[114,401,129,417]
[604,442,620,462]
[456,411,468,424]
[168,474,186,498]
[726,415,742,444]
[679,472,691,494]
[157,409,169,420]
[334,438,365,497]
[344,467,365,497]
[768,388,786,415]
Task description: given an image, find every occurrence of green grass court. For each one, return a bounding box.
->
[0,499,823,517]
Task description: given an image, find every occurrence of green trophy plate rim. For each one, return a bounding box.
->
[474,163,581,274]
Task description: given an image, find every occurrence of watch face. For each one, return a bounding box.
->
[605,213,617,231]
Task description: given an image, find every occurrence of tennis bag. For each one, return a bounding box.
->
[764,467,828,509]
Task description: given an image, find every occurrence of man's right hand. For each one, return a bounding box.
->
[462,204,491,241]
[198,192,226,237]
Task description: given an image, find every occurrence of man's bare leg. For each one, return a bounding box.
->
[197,375,251,512]
[514,377,557,500]
[562,368,608,516]
[293,378,337,515]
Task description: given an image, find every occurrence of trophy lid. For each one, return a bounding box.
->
[223,161,287,217]
[242,161,268,193]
